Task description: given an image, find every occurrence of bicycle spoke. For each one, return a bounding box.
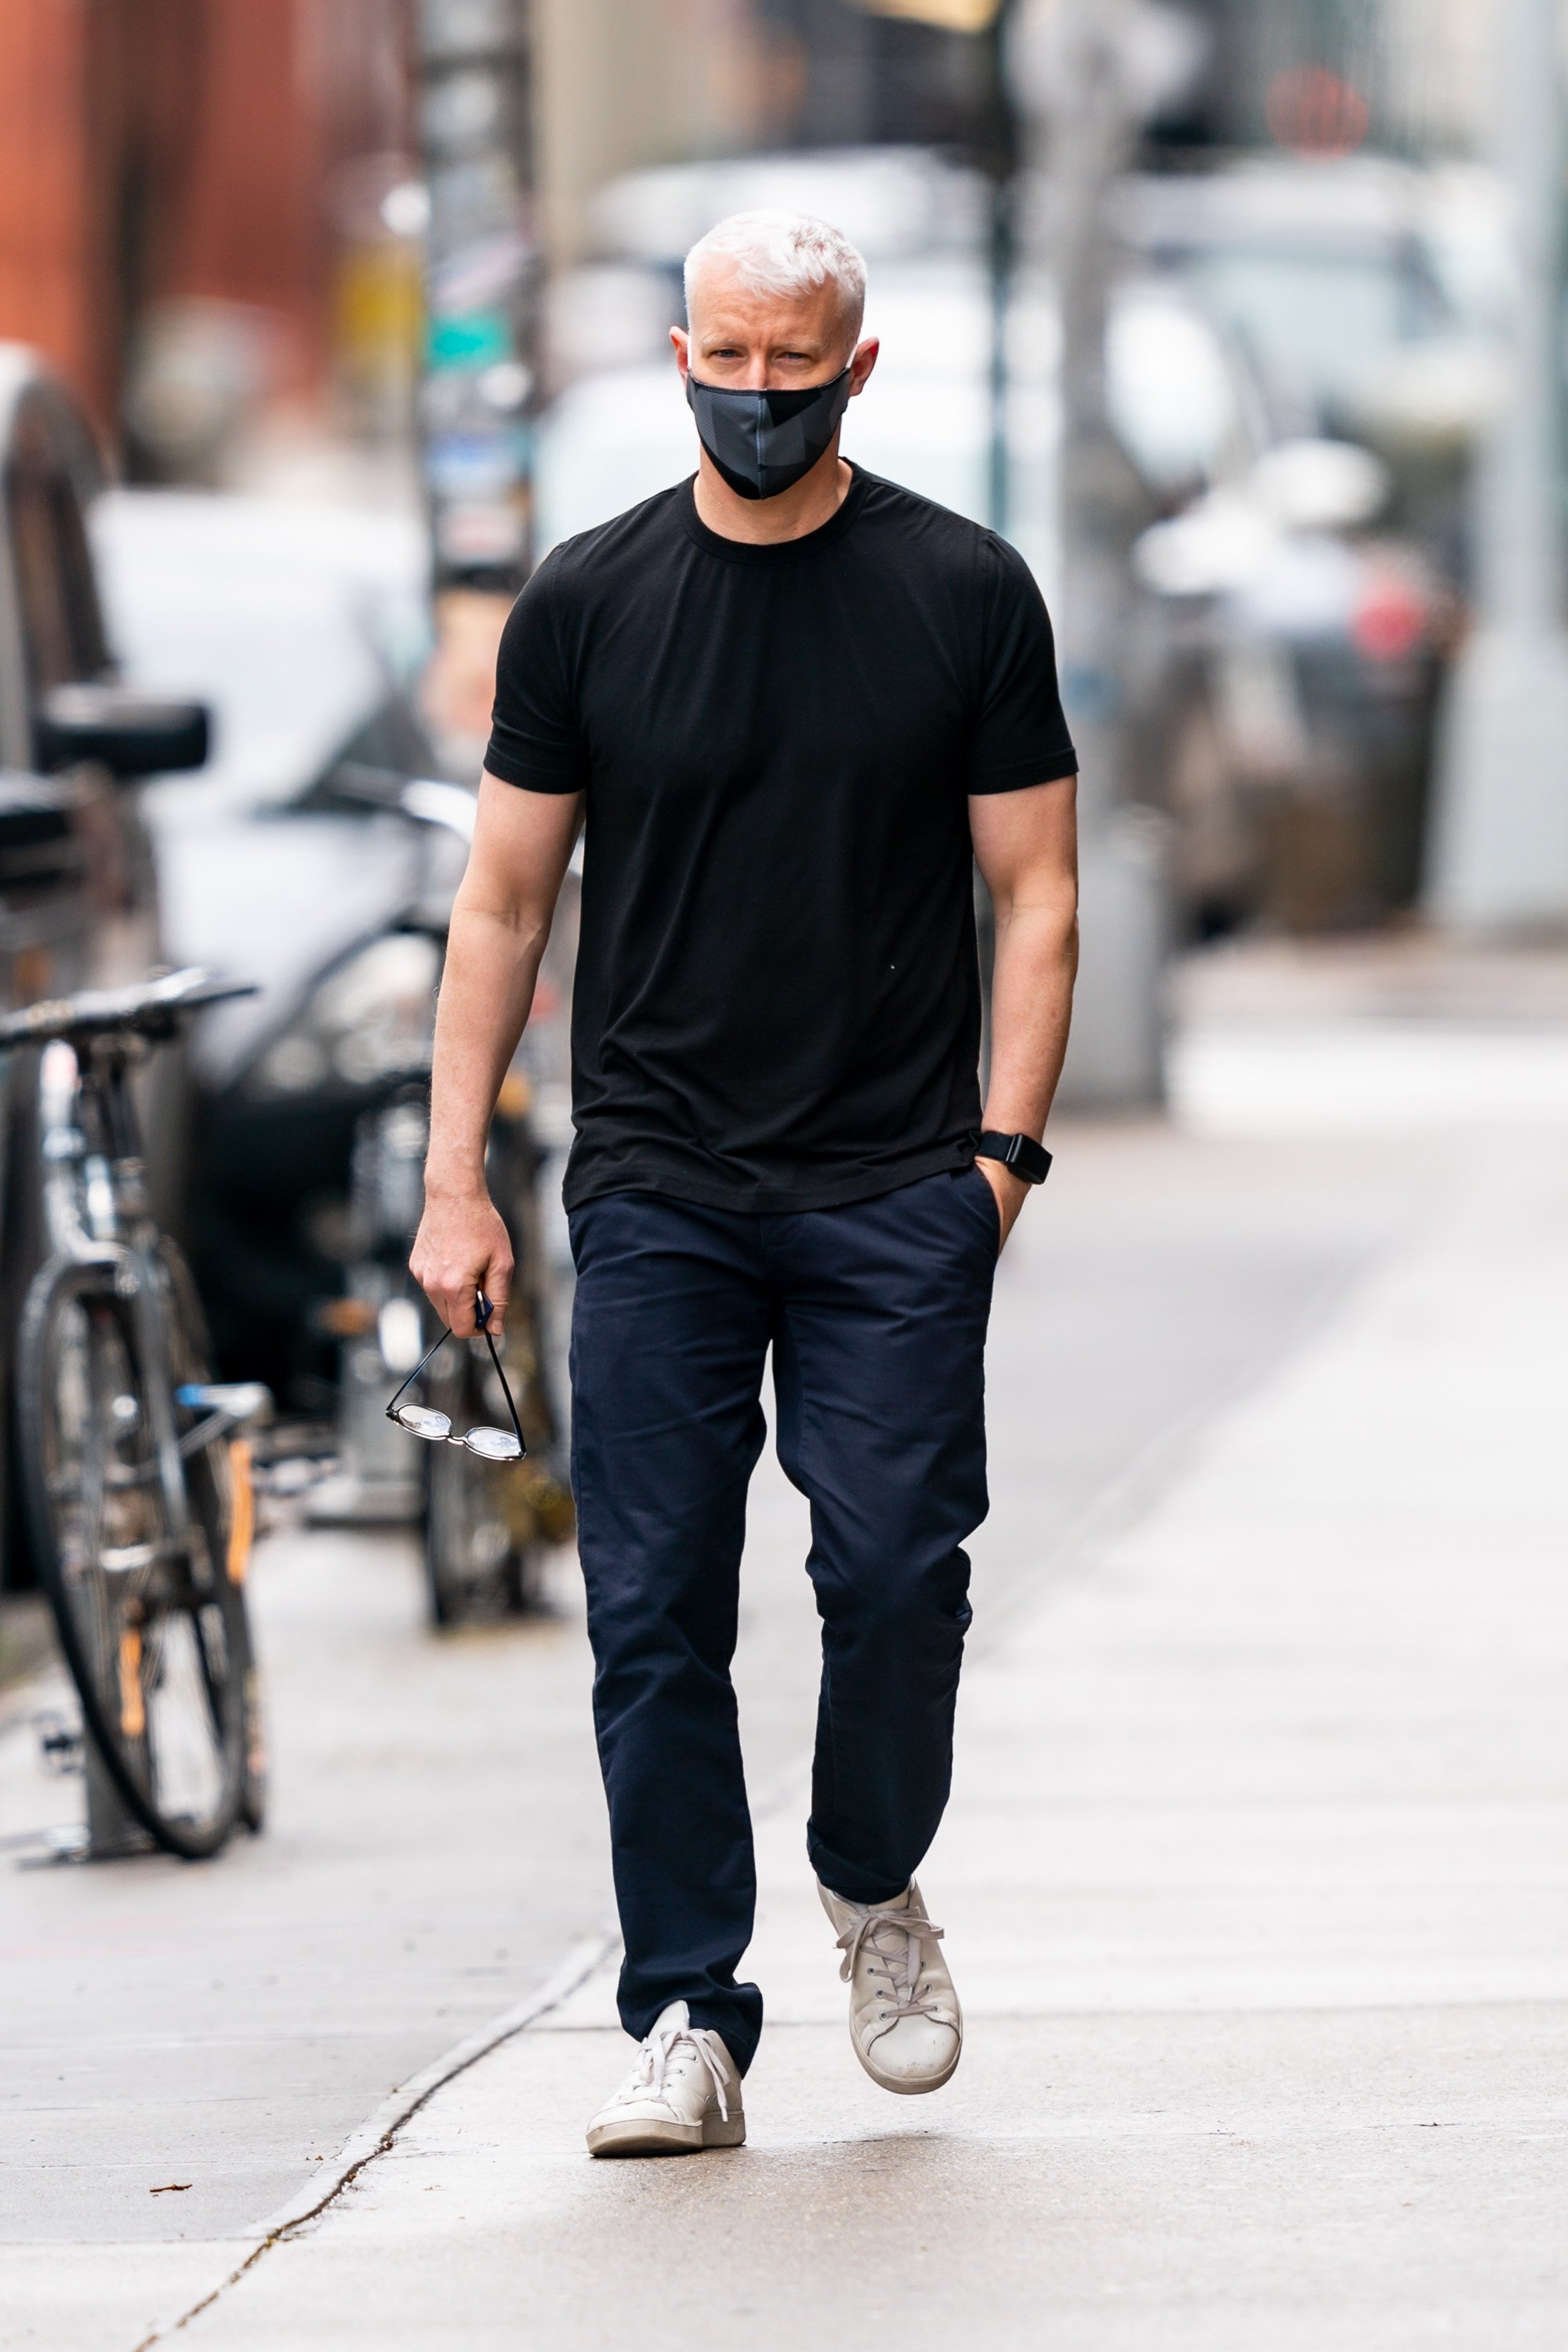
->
[193,1604,233,1739]
[67,1360,118,1697]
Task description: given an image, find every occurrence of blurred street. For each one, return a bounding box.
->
[5,944,1566,2346]
[5,0,1568,2343]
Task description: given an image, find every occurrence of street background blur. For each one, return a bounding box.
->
[2,4,1568,2347]
[8,0,1568,1101]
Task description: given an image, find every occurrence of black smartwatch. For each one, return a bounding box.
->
[975,1131,1052,1185]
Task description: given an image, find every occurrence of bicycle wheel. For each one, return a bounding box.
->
[422,1317,539,1625]
[424,1439,540,1625]
[17,1255,249,1858]
[158,1242,267,1835]
[420,1316,570,1627]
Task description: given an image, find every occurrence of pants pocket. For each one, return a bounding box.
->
[957,1162,1003,1258]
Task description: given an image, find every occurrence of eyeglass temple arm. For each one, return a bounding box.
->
[385,1321,452,1420]
[477,1292,528,1457]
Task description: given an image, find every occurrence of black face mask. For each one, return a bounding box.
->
[685,366,854,502]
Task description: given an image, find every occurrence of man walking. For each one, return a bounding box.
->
[412,209,1079,2155]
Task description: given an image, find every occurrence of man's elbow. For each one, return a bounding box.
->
[450,878,553,955]
[1034,869,1080,952]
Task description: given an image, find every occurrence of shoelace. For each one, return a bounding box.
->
[836,1902,949,2022]
[622,2021,731,2121]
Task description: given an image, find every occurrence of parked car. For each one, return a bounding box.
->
[0,347,210,1590]
[1102,147,1506,933]
[1133,437,1448,933]
[1126,158,1504,580]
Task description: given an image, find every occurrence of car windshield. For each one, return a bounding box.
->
[1181,248,1452,413]
[90,489,432,818]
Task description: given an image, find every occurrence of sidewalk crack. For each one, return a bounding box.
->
[129,1929,617,2351]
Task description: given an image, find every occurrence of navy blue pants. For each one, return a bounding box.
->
[568,1166,998,2074]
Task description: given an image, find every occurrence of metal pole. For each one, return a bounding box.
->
[416,0,541,596]
[1018,0,1167,1105]
[977,0,1021,540]
[1045,0,1138,835]
[1425,0,1568,927]
[1485,0,1566,636]
[986,176,1011,537]
[84,1740,151,1860]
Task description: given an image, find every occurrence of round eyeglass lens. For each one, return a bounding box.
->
[464,1425,522,1461]
[395,1404,452,1440]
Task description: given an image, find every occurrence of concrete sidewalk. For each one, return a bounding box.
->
[88,1127,1568,2350]
[2,1118,1405,2274]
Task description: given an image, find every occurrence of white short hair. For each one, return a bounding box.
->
[684,209,867,343]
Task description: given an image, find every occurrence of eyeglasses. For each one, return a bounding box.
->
[385,1294,527,1462]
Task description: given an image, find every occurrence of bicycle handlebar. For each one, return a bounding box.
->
[0,967,257,1048]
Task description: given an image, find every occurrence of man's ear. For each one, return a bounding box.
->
[848,335,880,396]
[670,326,690,380]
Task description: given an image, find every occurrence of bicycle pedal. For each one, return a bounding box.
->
[34,1712,84,1776]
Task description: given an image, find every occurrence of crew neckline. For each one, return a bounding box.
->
[677,463,873,564]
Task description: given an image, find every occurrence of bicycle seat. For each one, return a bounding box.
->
[0,966,258,1047]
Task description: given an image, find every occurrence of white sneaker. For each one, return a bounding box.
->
[585,2001,746,2158]
[818,1877,962,2096]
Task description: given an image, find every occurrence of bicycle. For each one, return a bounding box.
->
[328,1073,573,1629]
[0,967,271,1860]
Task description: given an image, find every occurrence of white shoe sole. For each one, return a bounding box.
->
[586,2111,746,2158]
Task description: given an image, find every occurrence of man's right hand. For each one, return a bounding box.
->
[410,1188,514,1338]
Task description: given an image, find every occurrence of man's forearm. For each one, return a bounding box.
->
[412,775,579,1337]
[425,897,549,1197]
[981,893,1079,1138]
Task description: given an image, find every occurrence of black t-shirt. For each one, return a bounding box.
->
[485,466,1076,1215]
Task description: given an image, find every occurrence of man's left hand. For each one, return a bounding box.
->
[975,1156,1031,1254]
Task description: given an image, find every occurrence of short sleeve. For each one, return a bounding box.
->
[965,537,1077,795]
[483,558,590,793]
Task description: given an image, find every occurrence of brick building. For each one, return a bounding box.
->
[0,0,411,453]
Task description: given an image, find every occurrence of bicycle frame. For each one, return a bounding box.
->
[37,1035,198,1570]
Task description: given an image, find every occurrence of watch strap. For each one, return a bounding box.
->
[975,1131,1052,1185]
